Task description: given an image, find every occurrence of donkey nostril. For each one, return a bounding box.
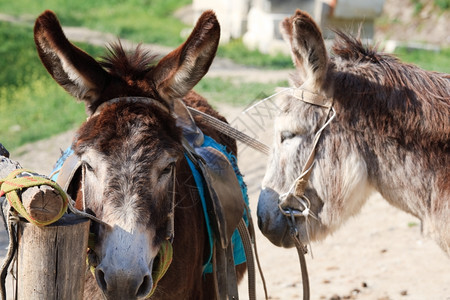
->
[136,274,152,297]
[95,268,108,292]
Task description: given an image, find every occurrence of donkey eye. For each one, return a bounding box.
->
[161,162,175,176]
[280,131,296,143]
[83,162,95,173]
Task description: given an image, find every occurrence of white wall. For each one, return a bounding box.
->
[192,0,385,53]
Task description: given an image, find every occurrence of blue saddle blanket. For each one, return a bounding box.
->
[185,135,249,274]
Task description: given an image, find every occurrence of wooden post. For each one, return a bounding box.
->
[17,215,90,300]
[1,143,90,299]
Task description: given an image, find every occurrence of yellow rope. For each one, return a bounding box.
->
[147,240,173,298]
[0,169,68,226]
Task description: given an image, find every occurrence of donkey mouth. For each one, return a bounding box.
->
[257,187,295,248]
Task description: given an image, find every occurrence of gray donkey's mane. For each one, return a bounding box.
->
[328,30,450,153]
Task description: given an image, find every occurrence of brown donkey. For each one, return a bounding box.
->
[34,10,245,299]
[257,10,449,254]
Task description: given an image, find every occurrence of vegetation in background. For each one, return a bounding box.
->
[0,17,288,151]
[411,0,450,13]
[0,0,191,47]
[195,78,289,107]
[434,0,450,10]
[217,39,292,69]
[0,0,293,69]
[0,1,449,151]
[435,0,450,9]
[0,21,101,150]
[393,47,450,73]
[411,0,425,15]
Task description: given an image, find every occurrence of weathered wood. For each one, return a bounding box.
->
[21,185,65,224]
[17,215,90,300]
[0,153,63,224]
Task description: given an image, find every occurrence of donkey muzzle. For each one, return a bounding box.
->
[257,187,295,248]
[95,263,153,300]
[94,225,157,299]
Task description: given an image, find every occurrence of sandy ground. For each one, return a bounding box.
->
[2,99,449,300]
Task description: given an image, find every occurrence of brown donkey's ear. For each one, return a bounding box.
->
[152,10,220,105]
[34,10,109,115]
[280,10,328,91]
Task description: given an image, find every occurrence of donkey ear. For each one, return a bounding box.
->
[152,10,220,104]
[34,10,109,114]
[280,10,328,90]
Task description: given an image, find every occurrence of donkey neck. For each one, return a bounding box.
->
[358,132,443,220]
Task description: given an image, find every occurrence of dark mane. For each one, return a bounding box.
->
[100,42,159,79]
[330,30,450,152]
[331,29,381,63]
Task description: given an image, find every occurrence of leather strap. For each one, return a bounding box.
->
[237,219,256,300]
[291,87,331,108]
[277,87,335,300]
[55,153,81,192]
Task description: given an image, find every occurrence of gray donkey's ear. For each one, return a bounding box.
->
[34,10,110,115]
[280,9,328,91]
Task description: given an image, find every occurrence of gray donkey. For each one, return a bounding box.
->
[257,10,449,254]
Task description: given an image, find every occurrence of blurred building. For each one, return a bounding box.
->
[192,0,385,54]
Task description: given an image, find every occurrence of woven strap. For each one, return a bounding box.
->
[146,240,173,298]
[0,169,68,226]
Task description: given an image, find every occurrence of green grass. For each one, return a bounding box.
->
[408,222,419,228]
[0,81,85,150]
[0,0,292,69]
[195,78,288,107]
[411,0,424,15]
[0,0,191,47]
[434,0,450,10]
[394,46,450,73]
[0,21,99,151]
[410,0,450,14]
[217,39,292,69]
[0,22,105,89]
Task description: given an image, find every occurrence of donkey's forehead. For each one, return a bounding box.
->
[274,94,324,133]
[77,140,180,171]
[75,101,182,155]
